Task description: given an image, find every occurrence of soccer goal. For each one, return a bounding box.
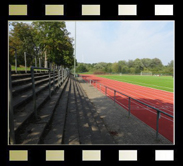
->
[141,71,152,76]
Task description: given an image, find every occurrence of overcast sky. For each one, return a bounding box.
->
[9,20,174,65]
[65,21,174,65]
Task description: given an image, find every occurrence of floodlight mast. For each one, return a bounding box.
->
[74,21,76,77]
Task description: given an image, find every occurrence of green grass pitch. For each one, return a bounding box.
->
[97,75,173,92]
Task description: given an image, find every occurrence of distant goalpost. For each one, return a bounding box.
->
[141,71,152,76]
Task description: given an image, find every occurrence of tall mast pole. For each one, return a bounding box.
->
[74,21,76,77]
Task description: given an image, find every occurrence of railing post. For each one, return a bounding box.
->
[53,69,55,90]
[114,90,116,104]
[64,69,65,80]
[65,70,66,79]
[58,67,60,86]
[156,111,160,140]
[24,52,27,73]
[105,86,107,95]
[49,69,51,98]
[39,58,41,73]
[31,66,37,119]
[128,97,131,117]
[60,69,62,85]
[57,69,59,87]
[9,64,15,144]
[35,56,37,73]
[65,69,66,79]
[15,50,17,73]
[60,68,62,85]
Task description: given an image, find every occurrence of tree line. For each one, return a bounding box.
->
[9,22,75,68]
[76,58,173,75]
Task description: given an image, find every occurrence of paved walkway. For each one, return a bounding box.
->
[78,77,172,145]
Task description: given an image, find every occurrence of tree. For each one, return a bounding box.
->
[141,58,152,68]
[32,22,74,68]
[166,60,173,75]
[9,22,39,66]
[133,58,144,73]
[118,60,127,73]
[112,62,119,73]
[76,63,88,73]
[121,66,129,74]
[167,60,173,67]
[104,63,112,73]
[9,21,74,69]
[127,60,134,68]
[150,58,163,69]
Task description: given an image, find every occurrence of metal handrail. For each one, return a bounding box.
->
[8,65,69,144]
[86,78,173,140]
[9,64,15,144]
[31,66,69,119]
[31,66,51,119]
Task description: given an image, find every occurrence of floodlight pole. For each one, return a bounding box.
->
[74,21,76,77]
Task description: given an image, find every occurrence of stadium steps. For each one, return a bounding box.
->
[61,77,80,144]
[42,78,71,144]
[12,74,48,86]
[12,73,59,96]
[11,72,115,144]
[12,72,60,111]
[40,76,115,144]
[11,72,48,80]
[10,71,66,143]
[14,75,69,144]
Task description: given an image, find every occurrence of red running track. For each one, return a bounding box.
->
[81,74,174,142]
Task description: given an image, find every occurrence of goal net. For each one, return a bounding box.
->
[141,71,152,76]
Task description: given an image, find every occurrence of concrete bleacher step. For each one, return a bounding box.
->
[12,74,115,145]
[12,74,49,86]
[42,78,71,144]
[15,77,69,144]
[12,72,59,93]
[41,76,115,145]
[42,76,91,144]
[14,85,53,137]
[12,76,51,96]
[12,75,60,111]
[62,77,80,144]
[11,72,48,80]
